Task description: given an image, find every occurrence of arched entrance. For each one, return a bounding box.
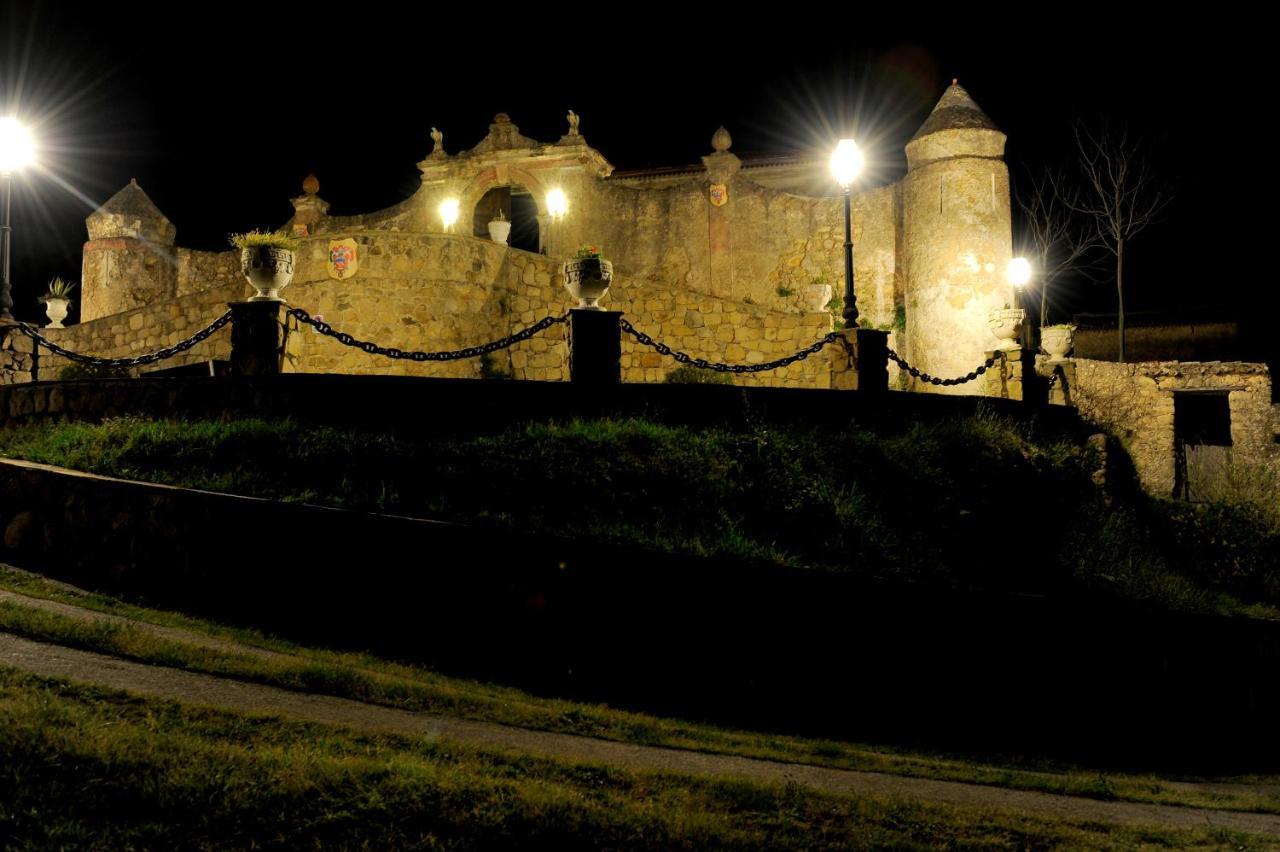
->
[473,185,540,253]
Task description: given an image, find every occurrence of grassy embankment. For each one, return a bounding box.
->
[1,413,1277,618]
[0,666,1267,850]
[2,566,1279,815]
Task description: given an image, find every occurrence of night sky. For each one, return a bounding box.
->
[1,6,1268,344]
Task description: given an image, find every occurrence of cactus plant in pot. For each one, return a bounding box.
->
[231,230,300,301]
[563,245,613,310]
[39,277,77,328]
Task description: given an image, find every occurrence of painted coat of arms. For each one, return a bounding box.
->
[327,238,359,280]
[708,183,729,207]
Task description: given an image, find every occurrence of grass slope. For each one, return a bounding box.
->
[3,567,1278,816]
[0,668,1263,850]
[1,414,1277,617]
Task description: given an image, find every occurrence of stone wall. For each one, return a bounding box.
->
[282,233,833,387]
[176,248,243,298]
[66,86,1021,393]
[1053,358,1278,497]
[34,282,242,380]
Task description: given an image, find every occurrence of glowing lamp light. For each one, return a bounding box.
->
[1008,256,1032,289]
[0,117,36,173]
[546,187,568,218]
[438,197,460,230]
[829,139,864,188]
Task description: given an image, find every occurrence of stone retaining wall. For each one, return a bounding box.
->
[34,282,241,380]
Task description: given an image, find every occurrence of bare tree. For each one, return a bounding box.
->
[1067,122,1172,362]
[1016,168,1102,328]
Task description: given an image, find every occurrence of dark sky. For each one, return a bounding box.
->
[1,5,1268,334]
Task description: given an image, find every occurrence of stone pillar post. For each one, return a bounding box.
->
[229,301,287,377]
[702,128,741,300]
[568,309,621,385]
[983,347,1031,401]
[1036,355,1075,407]
[0,322,36,385]
[829,327,889,393]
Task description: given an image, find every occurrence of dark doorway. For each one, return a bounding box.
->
[472,186,540,253]
[1173,391,1232,501]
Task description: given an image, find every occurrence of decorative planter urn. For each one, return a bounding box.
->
[563,257,613,310]
[43,297,70,328]
[241,246,295,301]
[1040,325,1076,361]
[488,216,512,246]
[987,307,1025,350]
[800,282,833,313]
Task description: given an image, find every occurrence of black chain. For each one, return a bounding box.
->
[287,307,568,361]
[619,318,846,374]
[886,347,1004,387]
[18,310,233,368]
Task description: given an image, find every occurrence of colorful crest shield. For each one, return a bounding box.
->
[708,183,728,207]
[326,238,358,280]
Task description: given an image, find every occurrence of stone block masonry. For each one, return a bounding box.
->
[63,82,1021,393]
[280,234,834,388]
[1043,358,1278,497]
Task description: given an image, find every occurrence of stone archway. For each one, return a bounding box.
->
[472,185,540,253]
[462,166,548,254]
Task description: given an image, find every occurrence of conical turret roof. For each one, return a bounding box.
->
[93,179,170,223]
[908,81,1000,143]
[86,179,176,243]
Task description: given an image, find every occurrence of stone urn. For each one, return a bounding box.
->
[43,297,70,328]
[1041,325,1076,361]
[987,307,1025,350]
[800,282,833,313]
[241,246,295,301]
[488,213,512,246]
[563,256,613,310]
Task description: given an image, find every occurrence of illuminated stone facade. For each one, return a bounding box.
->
[53,83,1022,390]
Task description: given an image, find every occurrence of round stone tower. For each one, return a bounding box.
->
[901,82,1013,393]
[81,179,177,322]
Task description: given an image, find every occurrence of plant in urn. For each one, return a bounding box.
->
[231,230,300,301]
[563,245,613,310]
[39,276,77,328]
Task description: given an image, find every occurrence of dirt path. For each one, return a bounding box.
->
[2,631,1279,837]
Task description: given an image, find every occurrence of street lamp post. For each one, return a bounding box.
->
[0,117,36,321]
[1008,256,1032,350]
[829,139,864,328]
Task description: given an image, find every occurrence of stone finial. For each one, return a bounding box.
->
[429,126,446,158]
[558,110,586,146]
[702,127,741,185]
[291,173,330,226]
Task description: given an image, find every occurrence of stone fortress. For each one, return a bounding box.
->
[8,82,1279,498]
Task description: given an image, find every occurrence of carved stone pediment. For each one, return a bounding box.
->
[468,113,540,154]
